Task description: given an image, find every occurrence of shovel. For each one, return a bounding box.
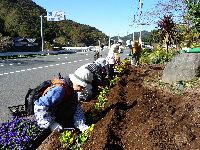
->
[63,128,75,130]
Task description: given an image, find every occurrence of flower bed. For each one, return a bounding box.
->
[59,59,130,149]
[36,60,200,149]
[0,59,130,150]
[0,116,44,150]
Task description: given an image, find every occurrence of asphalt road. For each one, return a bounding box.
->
[0,47,130,123]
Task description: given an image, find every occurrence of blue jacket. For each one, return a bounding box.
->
[34,78,86,129]
[35,78,76,107]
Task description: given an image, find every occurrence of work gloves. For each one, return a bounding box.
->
[79,124,89,133]
[50,122,63,132]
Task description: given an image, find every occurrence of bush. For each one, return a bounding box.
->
[140,47,179,64]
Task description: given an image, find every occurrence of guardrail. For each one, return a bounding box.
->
[0,48,91,57]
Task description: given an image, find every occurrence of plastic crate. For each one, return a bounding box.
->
[8,105,27,117]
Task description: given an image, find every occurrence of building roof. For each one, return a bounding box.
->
[13,37,37,43]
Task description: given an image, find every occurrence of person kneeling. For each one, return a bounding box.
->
[34,66,93,133]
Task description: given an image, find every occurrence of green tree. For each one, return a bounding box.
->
[186,0,200,32]
[149,30,160,44]
[0,0,109,49]
[0,33,12,52]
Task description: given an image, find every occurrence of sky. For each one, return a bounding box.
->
[32,0,164,38]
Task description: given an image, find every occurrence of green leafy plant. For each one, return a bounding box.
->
[146,77,151,85]
[140,47,179,64]
[60,130,75,148]
[187,0,200,32]
[60,125,95,150]
[110,76,119,87]
[172,87,182,95]
[160,82,165,86]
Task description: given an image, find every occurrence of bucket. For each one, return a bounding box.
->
[181,50,186,53]
[188,48,200,53]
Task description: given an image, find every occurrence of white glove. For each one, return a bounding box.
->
[50,122,63,132]
[79,124,89,133]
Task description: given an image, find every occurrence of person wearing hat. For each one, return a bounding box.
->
[131,41,142,66]
[34,66,93,133]
[79,58,108,100]
[109,40,123,56]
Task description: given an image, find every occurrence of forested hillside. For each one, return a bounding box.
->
[0,0,108,47]
[112,30,159,45]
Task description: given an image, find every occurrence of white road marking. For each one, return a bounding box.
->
[1,57,90,75]
[38,67,43,68]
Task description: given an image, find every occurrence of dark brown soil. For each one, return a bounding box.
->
[35,62,200,150]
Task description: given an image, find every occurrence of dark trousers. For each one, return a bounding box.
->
[107,64,115,79]
[53,94,78,128]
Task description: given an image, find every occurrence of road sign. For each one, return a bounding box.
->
[47,11,65,21]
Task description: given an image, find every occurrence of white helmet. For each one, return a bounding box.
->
[118,39,123,44]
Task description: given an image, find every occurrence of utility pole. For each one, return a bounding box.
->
[109,37,111,48]
[139,0,142,43]
[133,14,135,41]
[40,15,44,51]
[99,40,101,58]
[40,15,47,51]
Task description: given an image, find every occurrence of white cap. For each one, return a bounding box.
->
[69,66,93,89]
